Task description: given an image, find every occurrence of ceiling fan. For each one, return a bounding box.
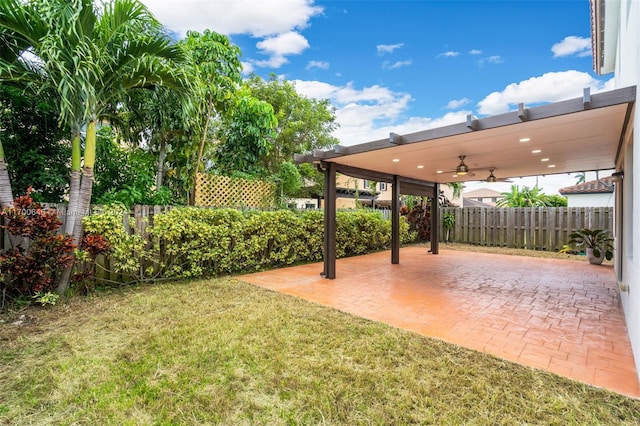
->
[437,156,513,183]
[485,168,512,183]
[436,155,476,177]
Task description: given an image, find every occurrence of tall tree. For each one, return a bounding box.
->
[0,0,187,293]
[111,86,195,203]
[181,29,242,204]
[214,88,277,176]
[245,74,339,176]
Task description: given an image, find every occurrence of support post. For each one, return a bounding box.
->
[392,175,400,264]
[323,162,337,279]
[431,183,440,254]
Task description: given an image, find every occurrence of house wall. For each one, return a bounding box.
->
[565,193,614,207]
[611,0,640,381]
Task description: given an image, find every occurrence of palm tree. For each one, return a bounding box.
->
[496,184,550,207]
[1,0,187,293]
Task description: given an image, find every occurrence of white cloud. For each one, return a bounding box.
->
[144,0,323,38]
[382,60,412,70]
[469,49,483,55]
[437,51,460,58]
[445,97,471,109]
[477,70,612,115]
[241,61,254,75]
[478,55,503,66]
[377,43,404,55]
[552,36,591,58]
[306,60,330,70]
[291,80,414,144]
[253,31,310,68]
[290,80,473,145]
[256,31,309,56]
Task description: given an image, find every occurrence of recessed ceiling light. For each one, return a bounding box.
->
[541,158,550,162]
[548,164,556,168]
[531,149,541,154]
[417,165,424,169]
[392,158,400,162]
[452,174,458,178]
[519,137,530,143]
[436,170,443,174]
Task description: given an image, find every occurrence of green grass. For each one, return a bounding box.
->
[1,278,639,425]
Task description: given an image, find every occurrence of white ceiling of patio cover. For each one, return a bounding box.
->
[316,88,635,184]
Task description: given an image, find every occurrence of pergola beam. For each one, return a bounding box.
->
[297,86,636,164]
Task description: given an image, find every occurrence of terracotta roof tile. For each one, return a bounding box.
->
[559,176,615,195]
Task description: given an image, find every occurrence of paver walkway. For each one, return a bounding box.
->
[239,246,640,398]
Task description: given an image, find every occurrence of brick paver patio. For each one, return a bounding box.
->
[239,246,640,398]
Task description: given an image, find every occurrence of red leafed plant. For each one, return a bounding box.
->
[73,233,112,288]
[80,234,112,257]
[0,188,75,303]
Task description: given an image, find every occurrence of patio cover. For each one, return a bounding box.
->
[295,86,636,279]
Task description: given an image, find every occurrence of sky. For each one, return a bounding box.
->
[142,0,614,195]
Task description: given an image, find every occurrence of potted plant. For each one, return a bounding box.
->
[567,228,614,265]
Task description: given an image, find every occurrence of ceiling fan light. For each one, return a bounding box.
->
[486,169,497,183]
[455,155,469,175]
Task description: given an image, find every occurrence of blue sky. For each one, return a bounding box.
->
[144,0,614,194]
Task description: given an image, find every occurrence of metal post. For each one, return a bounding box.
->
[431,183,440,254]
[323,162,337,279]
[392,175,400,264]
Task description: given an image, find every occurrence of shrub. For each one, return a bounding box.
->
[82,204,147,281]
[0,189,75,307]
[88,207,414,282]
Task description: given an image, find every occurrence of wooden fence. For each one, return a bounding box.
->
[0,205,614,285]
[438,206,613,251]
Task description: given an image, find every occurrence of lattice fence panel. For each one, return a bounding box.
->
[195,173,275,207]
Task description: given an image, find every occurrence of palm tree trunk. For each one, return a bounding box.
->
[72,166,94,244]
[57,122,97,295]
[64,131,82,236]
[0,143,20,250]
[0,158,14,208]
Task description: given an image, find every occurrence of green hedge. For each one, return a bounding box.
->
[84,207,416,282]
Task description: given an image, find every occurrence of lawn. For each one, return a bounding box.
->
[1,275,639,424]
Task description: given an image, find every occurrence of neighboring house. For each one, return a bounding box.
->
[462,198,495,208]
[334,174,381,209]
[592,0,640,381]
[558,177,615,207]
[328,176,457,209]
[292,174,384,209]
[295,175,456,209]
[461,188,504,207]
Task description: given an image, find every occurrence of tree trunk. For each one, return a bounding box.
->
[0,153,20,250]
[57,122,97,295]
[191,97,214,205]
[64,170,81,235]
[0,157,14,208]
[64,131,82,235]
[155,139,166,188]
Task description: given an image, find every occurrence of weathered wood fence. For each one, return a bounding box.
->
[1,205,614,285]
[439,207,613,251]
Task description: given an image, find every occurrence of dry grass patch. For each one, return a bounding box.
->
[1,278,638,425]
